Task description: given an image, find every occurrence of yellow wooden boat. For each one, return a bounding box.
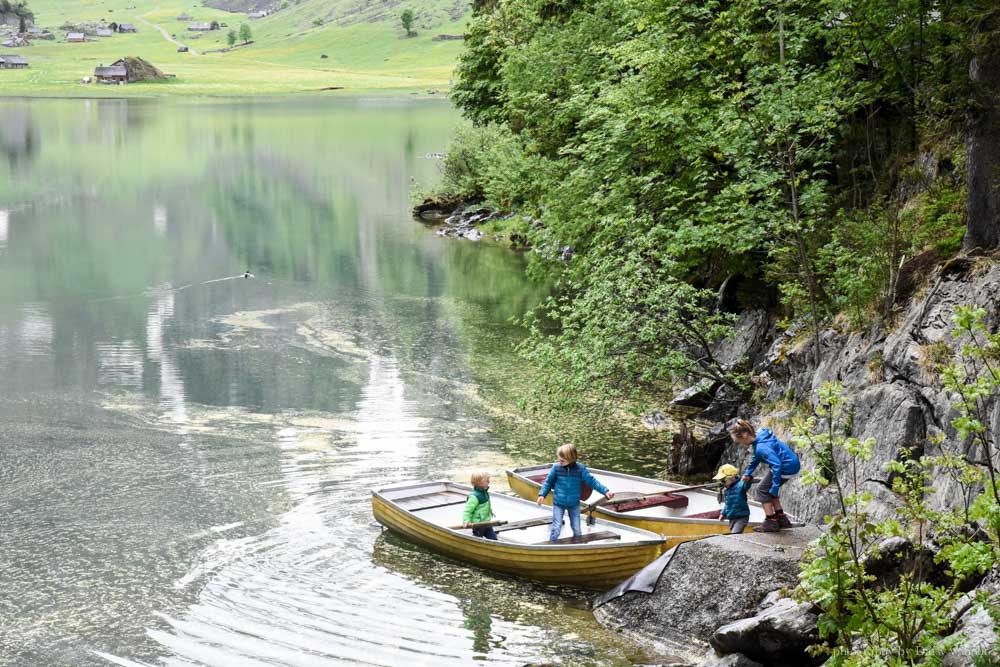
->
[371,480,666,590]
[507,464,774,550]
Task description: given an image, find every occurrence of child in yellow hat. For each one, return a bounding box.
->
[714,464,751,534]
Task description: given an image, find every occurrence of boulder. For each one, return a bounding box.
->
[709,598,820,666]
[412,196,461,221]
[671,380,721,410]
[594,528,822,659]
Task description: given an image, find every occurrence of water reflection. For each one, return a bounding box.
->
[0,98,643,667]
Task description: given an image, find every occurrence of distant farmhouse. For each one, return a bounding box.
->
[248,11,268,19]
[91,57,167,85]
[188,22,220,32]
[94,64,127,84]
[95,28,113,37]
[66,32,86,43]
[177,12,194,21]
[117,23,138,33]
[1,36,28,48]
[0,54,29,69]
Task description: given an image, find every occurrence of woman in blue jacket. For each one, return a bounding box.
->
[727,419,800,532]
[537,444,614,541]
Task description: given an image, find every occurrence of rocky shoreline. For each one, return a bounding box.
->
[411,203,999,665]
[595,255,1000,665]
[412,197,530,247]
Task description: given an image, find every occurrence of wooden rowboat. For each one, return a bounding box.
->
[507,465,773,550]
[371,480,666,590]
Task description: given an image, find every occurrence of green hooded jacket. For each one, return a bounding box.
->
[462,488,493,524]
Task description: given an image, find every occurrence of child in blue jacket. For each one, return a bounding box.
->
[713,464,751,534]
[727,419,800,532]
[536,444,614,542]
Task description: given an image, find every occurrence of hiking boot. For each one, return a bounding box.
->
[758,516,781,532]
[775,511,793,529]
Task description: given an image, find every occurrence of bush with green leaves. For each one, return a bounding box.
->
[440,0,997,408]
[793,305,1000,664]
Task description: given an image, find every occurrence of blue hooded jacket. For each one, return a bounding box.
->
[538,462,609,508]
[721,479,751,520]
[744,428,801,496]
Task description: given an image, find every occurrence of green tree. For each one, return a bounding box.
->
[238,22,251,44]
[400,8,415,37]
[440,0,1000,409]
[226,29,236,47]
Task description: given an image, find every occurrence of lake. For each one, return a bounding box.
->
[0,97,668,666]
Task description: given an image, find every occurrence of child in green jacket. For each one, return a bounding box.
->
[463,471,497,540]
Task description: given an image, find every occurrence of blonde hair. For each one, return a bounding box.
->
[727,419,756,438]
[556,443,578,463]
[470,471,490,488]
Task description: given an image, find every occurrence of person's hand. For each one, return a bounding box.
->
[742,475,751,482]
[605,491,614,500]
[536,496,544,505]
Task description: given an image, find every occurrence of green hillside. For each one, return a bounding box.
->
[0,0,469,96]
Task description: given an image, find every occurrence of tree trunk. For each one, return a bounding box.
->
[965,38,1000,251]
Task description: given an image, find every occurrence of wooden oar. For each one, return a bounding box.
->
[448,519,508,530]
[583,482,721,525]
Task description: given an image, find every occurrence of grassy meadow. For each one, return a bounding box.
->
[0,0,469,96]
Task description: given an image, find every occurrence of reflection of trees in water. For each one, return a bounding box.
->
[0,106,38,168]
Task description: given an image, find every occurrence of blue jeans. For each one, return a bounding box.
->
[550,504,581,541]
[472,526,498,540]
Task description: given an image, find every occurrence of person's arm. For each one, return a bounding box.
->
[743,448,762,479]
[462,495,478,526]
[580,465,613,498]
[537,466,557,502]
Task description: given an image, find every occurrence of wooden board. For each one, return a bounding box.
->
[540,531,622,545]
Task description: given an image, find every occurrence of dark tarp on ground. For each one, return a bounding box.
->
[591,534,727,609]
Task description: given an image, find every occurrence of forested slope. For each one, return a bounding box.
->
[439,0,1000,406]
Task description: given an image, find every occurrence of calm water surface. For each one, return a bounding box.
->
[0,98,669,667]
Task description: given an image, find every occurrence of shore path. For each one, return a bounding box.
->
[137,16,199,55]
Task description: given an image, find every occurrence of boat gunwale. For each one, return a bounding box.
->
[372,479,666,551]
[506,465,767,526]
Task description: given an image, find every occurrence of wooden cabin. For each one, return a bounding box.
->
[66,32,86,43]
[94,64,127,84]
[0,54,29,69]
[117,23,137,33]
[95,28,113,38]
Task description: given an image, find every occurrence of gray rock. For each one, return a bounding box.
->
[699,653,763,667]
[942,606,999,667]
[942,570,1000,667]
[594,528,822,657]
[671,380,721,410]
[709,598,820,665]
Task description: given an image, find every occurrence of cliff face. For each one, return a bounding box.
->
[718,257,1000,523]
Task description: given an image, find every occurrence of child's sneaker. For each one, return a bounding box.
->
[775,510,793,529]
[758,515,781,532]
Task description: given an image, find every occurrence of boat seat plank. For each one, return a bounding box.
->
[493,517,554,533]
[687,509,722,519]
[540,531,622,545]
[399,491,469,512]
[613,493,689,513]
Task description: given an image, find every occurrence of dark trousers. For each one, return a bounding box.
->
[473,526,498,540]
